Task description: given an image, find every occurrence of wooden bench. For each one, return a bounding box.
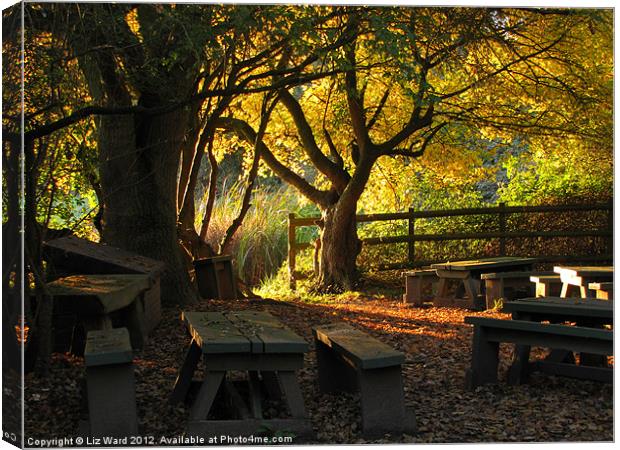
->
[464,317,613,389]
[480,271,539,309]
[530,274,562,297]
[402,269,437,306]
[84,328,138,438]
[588,282,613,301]
[312,323,416,439]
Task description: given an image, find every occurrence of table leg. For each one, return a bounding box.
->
[560,282,581,298]
[277,371,307,419]
[248,371,263,419]
[463,277,482,308]
[170,340,202,404]
[260,371,283,400]
[507,344,531,385]
[190,370,225,421]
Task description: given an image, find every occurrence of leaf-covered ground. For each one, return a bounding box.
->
[24,293,613,444]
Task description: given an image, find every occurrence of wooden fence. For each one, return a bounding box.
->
[287,201,613,289]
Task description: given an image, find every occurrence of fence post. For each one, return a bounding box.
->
[288,213,297,290]
[606,199,613,257]
[408,207,415,265]
[498,202,506,256]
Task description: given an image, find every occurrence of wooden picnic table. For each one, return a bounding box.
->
[44,235,165,334]
[553,265,614,298]
[502,296,613,383]
[430,257,536,310]
[46,274,151,350]
[170,310,312,439]
[502,296,613,326]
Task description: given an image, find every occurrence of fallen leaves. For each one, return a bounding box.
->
[23,293,613,444]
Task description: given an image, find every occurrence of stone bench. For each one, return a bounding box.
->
[464,316,613,390]
[530,274,562,297]
[402,269,437,306]
[312,323,416,439]
[84,328,138,438]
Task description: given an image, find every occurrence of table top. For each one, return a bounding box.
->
[431,256,537,272]
[182,310,309,355]
[46,274,150,314]
[503,297,613,320]
[44,235,165,275]
[553,266,614,278]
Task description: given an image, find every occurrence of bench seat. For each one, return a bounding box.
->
[84,328,138,438]
[464,317,613,389]
[313,323,415,438]
[530,274,562,297]
[588,282,614,301]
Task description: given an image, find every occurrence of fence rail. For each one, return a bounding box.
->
[287,201,613,289]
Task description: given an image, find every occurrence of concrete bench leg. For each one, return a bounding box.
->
[87,363,138,438]
[315,340,357,394]
[358,365,415,438]
[466,327,499,390]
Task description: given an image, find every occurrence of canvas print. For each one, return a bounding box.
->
[2,1,613,447]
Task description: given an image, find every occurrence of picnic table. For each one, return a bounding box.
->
[44,235,165,334]
[502,296,613,383]
[431,257,536,310]
[46,274,151,351]
[553,266,614,298]
[170,310,312,439]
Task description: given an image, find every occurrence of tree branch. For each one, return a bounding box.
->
[215,116,332,208]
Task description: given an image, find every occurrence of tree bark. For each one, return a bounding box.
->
[317,204,361,292]
[316,154,375,292]
[97,108,198,305]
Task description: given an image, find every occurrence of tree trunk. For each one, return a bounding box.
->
[317,202,361,292]
[315,155,374,293]
[98,108,198,306]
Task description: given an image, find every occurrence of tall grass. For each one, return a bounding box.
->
[202,180,303,287]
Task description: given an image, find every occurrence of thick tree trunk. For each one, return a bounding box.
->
[316,155,374,293]
[317,203,361,292]
[98,108,198,306]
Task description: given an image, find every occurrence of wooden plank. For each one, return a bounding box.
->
[530,275,561,283]
[481,271,541,280]
[589,282,613,291]
[226,311,308,354]
[403,269,437,277]
[532,360,613,383]
[170,340,202,404]
[46,274,150,314]
[182,312,251,354]
[289,203,610,225]
[313,323,404,370]
[554,266,614,278]
[464,317,613,342]
[189,371,225,421]
[84,328,133,367]
[503,297,612,320]
[43,235,165,276]
[225,312,264,353]
[432,257,536,272]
